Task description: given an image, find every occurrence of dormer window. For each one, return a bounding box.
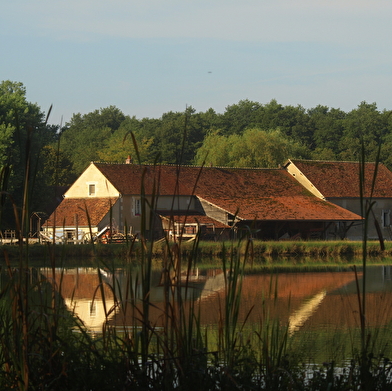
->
[88,184,96,196]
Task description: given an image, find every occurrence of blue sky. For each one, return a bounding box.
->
[2,0,392,125]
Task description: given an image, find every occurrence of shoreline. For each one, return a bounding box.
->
[1,239,391,263]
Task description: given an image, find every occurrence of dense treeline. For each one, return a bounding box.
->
[59,98,392,173]
[0,81,76,229]
[2,79,392,228]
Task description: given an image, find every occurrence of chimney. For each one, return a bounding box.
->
[125,155,132,164]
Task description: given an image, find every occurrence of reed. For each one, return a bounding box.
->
[354,140,385,389]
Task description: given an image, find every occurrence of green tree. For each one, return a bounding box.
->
[38,145,76,187]
[197,107,223,131]
[0,81,49,165]
[60,106,126,174]
[339,102,387,162]
[375,110,392,170]
[307,105,346,158]
[0,80,54,229]
[195,128,310,168]
[194,130,231,166]
[149,107,205,164]
[30,145,77,220]
[97,122,154,164]
[221,99,264,135]
[220,99,313,147]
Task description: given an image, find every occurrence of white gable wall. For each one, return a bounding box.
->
[285,160,392,240]
[285,160,325,200]
[64,163,120,199]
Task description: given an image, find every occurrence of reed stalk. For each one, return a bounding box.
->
[355,139,385,390]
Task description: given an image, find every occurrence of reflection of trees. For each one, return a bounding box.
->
[0,267,79,387]
[0,267,70,318]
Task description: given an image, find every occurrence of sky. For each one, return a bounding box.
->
[1,0,392,125]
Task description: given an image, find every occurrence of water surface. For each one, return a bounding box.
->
[40,265,392,361]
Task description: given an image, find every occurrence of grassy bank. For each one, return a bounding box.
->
[2,239,392,263]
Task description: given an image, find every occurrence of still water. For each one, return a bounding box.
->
[40,265,392,360]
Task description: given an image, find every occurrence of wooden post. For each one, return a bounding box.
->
[52,212,56,245]
[37,215,41,243]
[75,214,79,245]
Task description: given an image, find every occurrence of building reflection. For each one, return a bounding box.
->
[40,267,115,332]
[39,266,392,334]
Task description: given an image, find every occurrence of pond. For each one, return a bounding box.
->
[37,264,392,362]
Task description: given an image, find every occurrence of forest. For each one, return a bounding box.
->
[2,79,392,229]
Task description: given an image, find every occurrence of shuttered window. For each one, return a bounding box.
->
[88,184,96,196]
[382,210,391,227]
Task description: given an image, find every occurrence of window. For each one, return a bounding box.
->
[88,184,96,196]
[184,225,197,234]
[134,198,141,216]
[382,210,391,227]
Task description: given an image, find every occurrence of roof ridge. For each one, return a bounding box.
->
[292,159,380,165]
[92,161,282,170]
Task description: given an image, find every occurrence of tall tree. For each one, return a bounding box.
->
[221,99,264,135]
[339,102,387,161]
[97,117,154,164]
[60,106,126,173]
[0,80,55,229]
[149,107,205,164]
[194,128,310,168]
[308,105,346,159]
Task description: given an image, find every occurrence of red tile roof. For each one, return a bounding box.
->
[41,269,114,299]
[94,163,361,222]
[46,197,117,227]
[95,163,196,195]
[203,196,361,221]
[289,160,392,198]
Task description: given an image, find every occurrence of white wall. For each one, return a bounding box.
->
[64,163,119,199]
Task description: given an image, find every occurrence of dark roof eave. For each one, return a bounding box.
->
[238,218,363,222]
